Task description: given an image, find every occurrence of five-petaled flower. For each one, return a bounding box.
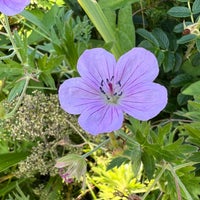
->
[59,47,167,135]
[0,0,30,16]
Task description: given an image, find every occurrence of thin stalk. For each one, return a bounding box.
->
[187,1,194,23]
[82,138,110,159]
[168,164,193,200]
[142,163,167,200]
[2,15,22,62]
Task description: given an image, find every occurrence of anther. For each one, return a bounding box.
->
[101,80,104,86]
[100,87,105,94]
[117,81,121,87]
[118,91,123,96]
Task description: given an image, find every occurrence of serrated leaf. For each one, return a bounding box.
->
[167,6,191,18]
[152,28,169,49]
[106,156,128,171]
[189,152,200,162]
[192,0,200,14]
[182,80,200,96]
[136,28,159,47]
[39,73,56,88]
[177,34,197,44]
[0,64,23,78]
[157,123,172,145]
[141,150,155,180]
[8,80,26,102]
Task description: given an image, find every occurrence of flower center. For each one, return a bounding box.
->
[99,76,123,104]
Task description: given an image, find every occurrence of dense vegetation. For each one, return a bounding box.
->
[0,0,200,199]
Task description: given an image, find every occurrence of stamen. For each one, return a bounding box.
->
[118,91,123,96]
[101,80,104,86]
[99,77,122,104]
[100,87,105,94]
[117,81,121,87]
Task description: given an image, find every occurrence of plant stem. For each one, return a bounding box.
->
[168,164,193,200]
[142,163,167,200]
[82,138,110,159]
[2,15,22,62]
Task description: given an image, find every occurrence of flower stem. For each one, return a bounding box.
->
[2,15,22,62]
[82,138,110,158]
[142,163,167,200]
[168,164,193,200]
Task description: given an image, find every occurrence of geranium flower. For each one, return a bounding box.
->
[59,47,167,135]
[0,0,30,16]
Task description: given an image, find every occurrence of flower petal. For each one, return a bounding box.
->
[0,0,30,16]
[78,104,124,135]
[115,47,159,89]
[119,83,167,120]
[77,48,116,86]
[59,78,103,114]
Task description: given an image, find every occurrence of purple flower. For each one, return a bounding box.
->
[0,0,30,16]
[59,47,167,135]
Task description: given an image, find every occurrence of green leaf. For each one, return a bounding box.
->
[192,0,200,14]
[0,152,28,172]
[189,152,200,162]
[196,38,200,52]
[106,156,128,171]
[141,150,155,180]
[78,0,122,58]
[157,123,172,145]
[21,10,49,36]
[8,80,26,102]
[173,22,192,33]
[170,74,192,87]
[167,6,191,18]
[156,50,165,66]
[116,5,135,52]
[136,28,159,47]
[0,64,23,78]
[99,0,139,9]
[0,179,26,196]
[182,80,200,96]
[163,51,175,72]
[177,34,197,44]
[39,73,56,88]
[152,28,169,49]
